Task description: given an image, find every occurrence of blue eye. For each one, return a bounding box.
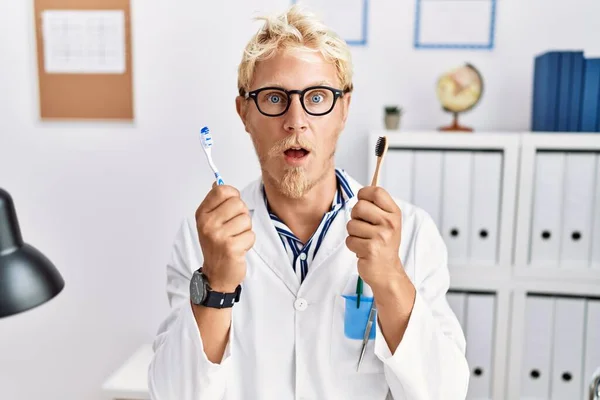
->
[268,95,281,104]
[311,94,323,103]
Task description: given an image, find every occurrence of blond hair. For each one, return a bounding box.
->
[237,4,354,96]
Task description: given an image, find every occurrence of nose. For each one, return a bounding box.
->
[283,94,308,133]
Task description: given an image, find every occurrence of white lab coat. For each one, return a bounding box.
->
[148,173,470,400]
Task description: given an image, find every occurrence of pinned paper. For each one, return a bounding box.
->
[41,10,126,73]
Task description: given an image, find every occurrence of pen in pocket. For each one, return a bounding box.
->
[355,276,363,308]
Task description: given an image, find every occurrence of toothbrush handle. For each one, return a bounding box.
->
[215,172,225,186]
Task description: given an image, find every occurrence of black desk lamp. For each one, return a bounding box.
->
[0,188,64,318]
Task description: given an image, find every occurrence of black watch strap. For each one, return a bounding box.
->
[203,285,242,309]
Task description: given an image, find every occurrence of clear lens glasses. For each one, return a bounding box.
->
[245,86,344,117]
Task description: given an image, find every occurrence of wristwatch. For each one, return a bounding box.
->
[189,268,241,308]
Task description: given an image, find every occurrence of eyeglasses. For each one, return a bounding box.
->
[244,86,344,117]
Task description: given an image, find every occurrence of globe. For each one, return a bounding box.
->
[436,63,483,132]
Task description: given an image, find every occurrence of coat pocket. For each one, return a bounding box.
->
[330,294,384,374]
[341,295,377,340]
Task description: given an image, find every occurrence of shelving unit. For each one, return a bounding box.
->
[368,130,600,400]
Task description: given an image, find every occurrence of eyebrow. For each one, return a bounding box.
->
[259,80,334,89]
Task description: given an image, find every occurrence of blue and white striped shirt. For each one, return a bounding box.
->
[262,169,354,283]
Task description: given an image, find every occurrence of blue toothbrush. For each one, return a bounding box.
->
[199,126,225,185]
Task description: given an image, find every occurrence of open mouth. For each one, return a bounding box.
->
[284,147,310,159]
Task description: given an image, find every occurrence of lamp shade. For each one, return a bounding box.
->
[0,187,65,318]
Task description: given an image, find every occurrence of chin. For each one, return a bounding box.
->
[264,164,313,199]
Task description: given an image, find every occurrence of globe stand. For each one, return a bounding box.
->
[439,111,473,132]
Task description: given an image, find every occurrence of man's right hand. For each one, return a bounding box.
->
[195,182,255,293]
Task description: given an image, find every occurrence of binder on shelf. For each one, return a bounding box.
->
[520,295,554,399]
[580,58,600,132]
[583,300,600,398]
[446,291,467,329]
[557,52,573,132]
[591,155,600,270]
[569,52,585,131]
[412,150,443,228]
[531,53,544,131]
[382,149,414,202]
[441,151,472,265]
[530,152,565,266]
[550,297,586,400]
[538,51,561,132]
[531,50,597,133]
[465,293,495,399]
[531,52,557,131]
[469,151,502,266]
[559,153,595,267]
[560,153,596,268]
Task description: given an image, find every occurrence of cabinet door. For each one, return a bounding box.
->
[469,151,503,266]
[441,151,473,266]
[529,152,565,267]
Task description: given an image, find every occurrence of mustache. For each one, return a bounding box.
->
[268,135,315,158]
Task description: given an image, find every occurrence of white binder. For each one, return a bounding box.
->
[446,291,467,329]
[591,154,600,270]
[521,295,554,399]
[465,293,495,399]
[550,297,586,400]
[441,151,473,265]
[382,149,414,202]
[530,152,565,267]
[469,151,502,266]
[559,153,596,267]
[583,300,600,398]
[412,150,443,228]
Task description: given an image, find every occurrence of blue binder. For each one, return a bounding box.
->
[557,52,573,132]
[532,52,561,131]
[580,58,600,132]
[545,52,561,132]
[568,52,585,131]
[531,54,544,131]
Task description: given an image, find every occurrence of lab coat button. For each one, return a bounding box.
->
[294,298,308,311]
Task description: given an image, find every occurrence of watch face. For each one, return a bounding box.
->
[190,271,205,305]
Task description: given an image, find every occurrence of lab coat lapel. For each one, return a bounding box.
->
[300,177,361,289]
[243,180,301,295]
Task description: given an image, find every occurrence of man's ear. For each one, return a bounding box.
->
[340,93,352,123]
[235,96,249,133]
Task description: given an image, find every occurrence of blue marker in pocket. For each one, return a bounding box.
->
[342,294,376,340]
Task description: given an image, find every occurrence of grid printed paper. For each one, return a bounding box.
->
[42,10,126,73]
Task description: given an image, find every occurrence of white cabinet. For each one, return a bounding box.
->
[514,135,600,279]
[375,133,519,270]
[369,131,600,400]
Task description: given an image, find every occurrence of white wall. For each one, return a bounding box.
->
[0,0,599,399]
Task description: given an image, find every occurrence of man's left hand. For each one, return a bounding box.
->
[345,186,405,290]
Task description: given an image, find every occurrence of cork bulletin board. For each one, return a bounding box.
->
[33,0,134,120]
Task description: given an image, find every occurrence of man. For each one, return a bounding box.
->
[148,5,469,399]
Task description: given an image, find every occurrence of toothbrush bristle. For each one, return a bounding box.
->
[375,136,387,157]
[200,126,213,148]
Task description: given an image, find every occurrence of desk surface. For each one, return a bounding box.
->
[102,344,153,400]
